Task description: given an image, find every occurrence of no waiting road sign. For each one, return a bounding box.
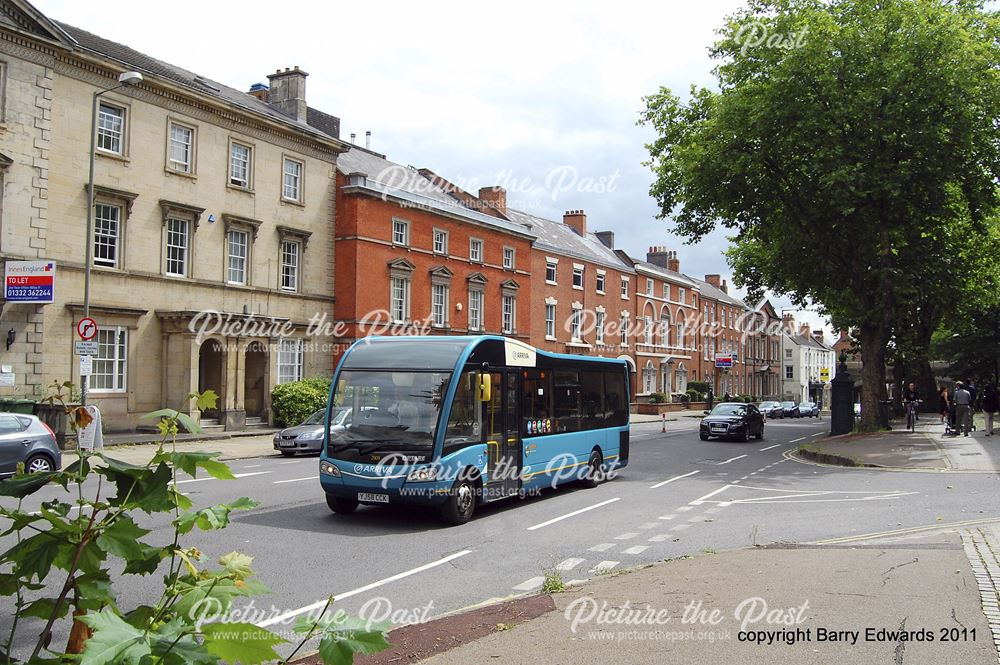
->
[77,317,98,341]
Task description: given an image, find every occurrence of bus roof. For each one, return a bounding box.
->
[338,336,629,373]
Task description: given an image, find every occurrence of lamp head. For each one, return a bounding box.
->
[118,71,143,85]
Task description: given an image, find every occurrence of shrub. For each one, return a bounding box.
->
[649,392,668,404]
[688,380,710,394]
[686,388,703,403]
[272,376,332,427]
[738,394,754,403]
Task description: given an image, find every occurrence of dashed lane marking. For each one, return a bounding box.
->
[589,543,616,552]
[622,545,649,555]
[669,523,691,532]
[676,506,694,512]
[790,437,807,443]
[590,561,619,574]
[648,534,671,543]
[718,455,747,465]
[176,471,271,485]
[526,498,622,531]
[637,522,660,530]
[273,475,319,484]
[556,557,586,571]
[689,485,733,505]
[614,532,639,540]
[759,444,781,451]
[512,577,545,591]
[649,470,700,489]
[658,514,677,520]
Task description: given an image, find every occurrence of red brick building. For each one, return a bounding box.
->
[617,248,699,398]
[688,275,752,397]
[333,148,533,361]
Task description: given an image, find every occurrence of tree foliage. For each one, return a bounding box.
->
[640,0,1000,429]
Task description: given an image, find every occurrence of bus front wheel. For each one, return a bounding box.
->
[580,450,605,488]
[326,494,358,515]
[440,479,476,525]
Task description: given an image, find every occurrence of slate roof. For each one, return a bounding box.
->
[626,256,696,287]
[56,22,338,144]
[504,208,634,272]
[785,333,832,350]
[687,276,748,308]
[305,107,341,139]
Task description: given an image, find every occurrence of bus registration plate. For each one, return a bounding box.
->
[358,492,389,504]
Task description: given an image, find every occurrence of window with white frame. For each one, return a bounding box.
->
[390,276,410,322]
[573,266,584,289]
[165,217,189,277]
[785,365,794,380]
[571,308,582,341]
[433,229,448,254]
[468,289,483,331]
[545,261,557,284]
[277,338,304,384]
[431,283,448,327]
[676,322,684,348]
[545,304,556,338]
[167,122,194,173]
[93,203,121,268]
[97,103,125,154]
[282,157,303,201]
[660,313,670,346]
[785,348,793,359]
[281,240,300,291]
[91,327,127,392]
[502,294,515,333]
[470,238,483,263]
[646,278,654,295]
[229,142,252,188]
[392,219,409,246]
[679,287,686,303]
[596,311,605,344]
[662,283,669,300]
[620,277,629,299]
[596,272,605,293]
[643,361,655,394]
[644,316,653,345]
[621,315,629,346]
[503,247,515,270]
[227,229,249,285]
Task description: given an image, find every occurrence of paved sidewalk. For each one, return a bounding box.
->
[62,432,281,467]
[630,410,706,424]
[795,414,1000,472]
[411,528,999,665]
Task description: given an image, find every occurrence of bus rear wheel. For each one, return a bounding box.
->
[440,479,476,525]
[580,450,605,488]
[325,494,358,514]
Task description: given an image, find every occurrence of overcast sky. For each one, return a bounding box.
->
[36,0,833,338]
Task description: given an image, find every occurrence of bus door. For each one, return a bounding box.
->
[483,371,520,498]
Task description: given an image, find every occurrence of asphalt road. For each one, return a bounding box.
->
[4,416,999,659]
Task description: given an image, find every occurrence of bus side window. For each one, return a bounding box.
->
[521,372,552,434]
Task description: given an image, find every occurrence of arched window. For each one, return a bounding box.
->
[643,360,655,394]
[676,363,688,394]
[660,307,670,347]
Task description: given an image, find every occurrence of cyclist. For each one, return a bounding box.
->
[902,382,921,430]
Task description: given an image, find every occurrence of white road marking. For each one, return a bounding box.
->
[556,558,585,571]
[759,444,781,451]
[589,543,616,552]
[175,471,271,485]
[687,516,704,523]
[718,455,747,465]
[669,523,691,531]
[676,506,693,512]
[512,576,545,591]
[622,545,649,555]
[689,484,733,505]
[637,522,660,530]
[526,497,621,531]
[243,464,262,468]
[704,507,721,514]
[273,475,319,484]
[279,460,307,465]
[648,534,671,542]
[649,470,700,489]
[590,561,619,573]
[566,579,589,586]
[790,437,807,443]
[257,549,473,627]
[811,433,824,437]
[658,514,677,520]
[614,532,639,540]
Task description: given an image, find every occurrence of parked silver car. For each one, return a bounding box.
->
[273,407,355,457]
[0,413,61,477]
[797,402,820,418]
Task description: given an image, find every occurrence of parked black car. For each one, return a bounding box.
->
[700,403,765,441]
[780,401,800,418]
[757,401,784,419]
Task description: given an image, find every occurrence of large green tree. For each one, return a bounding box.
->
[641,0,1000,430]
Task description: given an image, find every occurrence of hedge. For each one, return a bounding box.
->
[271,376,332,427]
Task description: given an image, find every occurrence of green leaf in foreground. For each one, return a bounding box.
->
[295,612,392,665]
[200,622,285,664]
[79,608,151,665]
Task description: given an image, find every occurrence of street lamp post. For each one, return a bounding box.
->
[82,71,143,407]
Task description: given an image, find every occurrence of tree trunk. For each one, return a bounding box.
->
[859,323,889,431]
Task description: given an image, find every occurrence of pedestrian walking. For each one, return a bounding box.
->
[938,384,950,424]
[954,381,973,437]
[983,383,999,436]
[966,380,979,431]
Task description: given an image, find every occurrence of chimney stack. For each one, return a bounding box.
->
[365,130,371,149]
[350,133,356,144]
[781,313,795,334]
[705,274,722,288]
[266,66,309,123]
[799,323,811,337]
[563,210,587,237]
[646,246,672,269]
[667,251,680,273]
[812,330,825,345]
[478,186,507,217]
[721,279,728,294]
[595,231,615,249]
[247,82,268,101]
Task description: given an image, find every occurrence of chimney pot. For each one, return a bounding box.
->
[266,66,309,123]
[478,186,508,217]
[563,209,587,237]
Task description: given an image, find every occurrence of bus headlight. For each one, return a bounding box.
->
[321,462,341,477]
[407,465,438,482]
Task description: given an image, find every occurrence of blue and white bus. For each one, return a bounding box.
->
[319,335,630,524]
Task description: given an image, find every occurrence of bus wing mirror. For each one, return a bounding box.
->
[477,374,492,402]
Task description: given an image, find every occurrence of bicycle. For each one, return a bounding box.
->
[904,399,922,432]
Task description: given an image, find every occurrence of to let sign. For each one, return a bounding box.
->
[715,356,733,368]
[4,260,55,303]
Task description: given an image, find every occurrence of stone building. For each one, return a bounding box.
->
[0,0,348,430]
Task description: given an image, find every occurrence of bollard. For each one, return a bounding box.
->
[661,412,666,433]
